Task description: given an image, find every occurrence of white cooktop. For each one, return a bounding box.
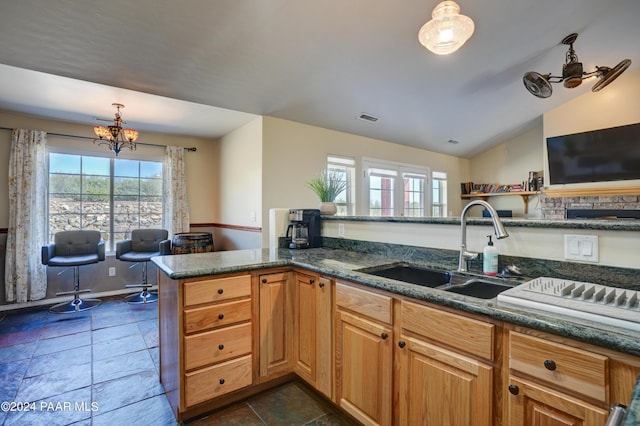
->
[497,277,640,332]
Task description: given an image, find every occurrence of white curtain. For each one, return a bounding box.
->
[5,129,48,302]
[162,146,190,237]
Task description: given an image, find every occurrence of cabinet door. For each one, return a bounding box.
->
[315,276,333,399]
[336,310,392,426]
[397,336,493,426]
[259,271,293,379]
[294,272,317,383]
[506,376,608,426]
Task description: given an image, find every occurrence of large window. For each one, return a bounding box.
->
[364,159,431,217]
[48,152,163,251]
[327,155,356,216]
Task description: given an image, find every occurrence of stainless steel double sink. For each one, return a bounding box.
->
[358,263,515,299]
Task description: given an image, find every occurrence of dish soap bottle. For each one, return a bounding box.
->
[483,235,498,276]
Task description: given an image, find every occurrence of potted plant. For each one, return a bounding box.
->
[306,170,347,215]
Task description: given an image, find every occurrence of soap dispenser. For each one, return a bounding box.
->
[483,235,498,276]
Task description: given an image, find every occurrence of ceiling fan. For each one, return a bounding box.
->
[523,33,631,98]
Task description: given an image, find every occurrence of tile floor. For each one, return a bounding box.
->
[0,297,356,426]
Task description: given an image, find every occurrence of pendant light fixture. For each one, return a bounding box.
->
[93,103,139,155]
[418,1,475,55]
[523,33,632,98]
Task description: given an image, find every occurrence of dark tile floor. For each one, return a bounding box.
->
[0,297,356,425]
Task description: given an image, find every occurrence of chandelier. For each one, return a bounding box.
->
[93,103,139,155]
[523,33,632,98]
[418,1,475,55]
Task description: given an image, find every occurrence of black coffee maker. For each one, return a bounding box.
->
[285,209,322,249]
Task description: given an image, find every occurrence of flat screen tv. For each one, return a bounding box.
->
[546,122,640,185]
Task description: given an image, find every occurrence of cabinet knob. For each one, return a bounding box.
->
[508,384,519,395]
[310,279,315,285]
[219,379,225,385]
[381,332,388,340]
[218,344,224,350]
[319,282,325,288]
[217,288,224,294]
[218,313,224,320]
[398,341,406,348]
[544,359,557,371]
[261,278,267,284]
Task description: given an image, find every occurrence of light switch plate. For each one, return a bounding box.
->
[564,234,599,262]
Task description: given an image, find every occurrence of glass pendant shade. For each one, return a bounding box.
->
[123,128,139,142]
[93,125,110,139]
[418,1,475,55]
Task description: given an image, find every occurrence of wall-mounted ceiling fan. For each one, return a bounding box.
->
[523,33,631,98]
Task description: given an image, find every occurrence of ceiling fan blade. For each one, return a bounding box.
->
[592,59,632,92]
[523,72,553,98]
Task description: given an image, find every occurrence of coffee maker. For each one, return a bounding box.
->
[285,209,322,249]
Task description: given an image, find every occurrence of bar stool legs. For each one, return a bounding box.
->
[49,266,102,314]
[124,262,158,304]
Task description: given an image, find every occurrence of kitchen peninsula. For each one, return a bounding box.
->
[153,246,640,425]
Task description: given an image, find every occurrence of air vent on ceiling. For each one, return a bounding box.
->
[447,139,460,144]
[357,113,379,123]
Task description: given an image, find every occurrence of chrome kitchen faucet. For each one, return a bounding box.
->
[458,200,509,272]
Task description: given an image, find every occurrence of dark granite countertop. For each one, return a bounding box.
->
[624,374,640,425]
[322,215,640,232]
[153,247,640,357]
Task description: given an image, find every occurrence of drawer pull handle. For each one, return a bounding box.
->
[398,341,406,348]
[381,332,388,340]
[544,359,557,371]
[218,314,224,320]
[219,379,225,385]
[218,344,224,350]
[508,384,519,395]
[217,288,224,294]
[261,278,267,283]
[319,282,325,288]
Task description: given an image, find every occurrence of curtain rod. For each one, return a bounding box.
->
[0,126,197,152]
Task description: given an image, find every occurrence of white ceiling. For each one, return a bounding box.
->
[0,0,638,158]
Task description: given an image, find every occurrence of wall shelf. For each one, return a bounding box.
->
[460,191,541,214]
[543,186,640,198]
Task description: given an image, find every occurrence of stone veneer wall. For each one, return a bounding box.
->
[541,194,640,219]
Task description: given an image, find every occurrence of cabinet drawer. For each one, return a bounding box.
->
[509,331,609,402]
[185,354,252,407]
[401,301,494,361]
[336,282,392,324]
[184,274,251,307]
[184,299,251,334]
[184,322,252,371]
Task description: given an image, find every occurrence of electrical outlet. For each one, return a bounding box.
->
[108,267,116,277]
[338,223,345,237]
[250,211,256,222]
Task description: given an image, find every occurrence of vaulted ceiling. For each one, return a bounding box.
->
[0,0,638,157]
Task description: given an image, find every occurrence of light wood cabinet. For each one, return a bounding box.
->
[505,376,608,426]
[159,273,253,422]
[397,300,495,425]
[293,272,334,399]
[505,329,626,426]
[258,270,294,380]
[335,282,393,426]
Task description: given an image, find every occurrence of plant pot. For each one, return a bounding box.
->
[319,202,337,215]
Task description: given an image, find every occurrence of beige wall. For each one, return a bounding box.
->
[468,124,544,218]
[216,117,263,250]
[261,116,471,246]
[218,117,263,227]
